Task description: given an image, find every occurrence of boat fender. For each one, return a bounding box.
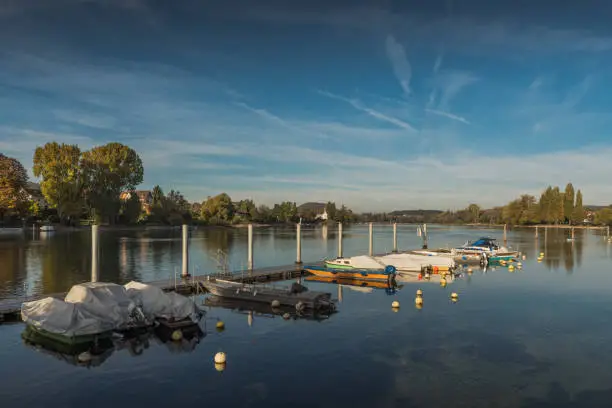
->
[384,265,397,275]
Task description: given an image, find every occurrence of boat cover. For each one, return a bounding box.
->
[21,297,114,336]
[64,282,139,329]
[124,281,200,322]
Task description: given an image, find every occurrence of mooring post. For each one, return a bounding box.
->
[368,222,373,256]
[392,222,398,253]
[247,223,254,271]
[422,223,428,249]
[91,224,99,283]
[338,222,343,258]
[295,222,302,264]
[181,224,189,277]
[607,226,610,239]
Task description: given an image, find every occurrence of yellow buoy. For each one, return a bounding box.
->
[171,330,183,341]
[451,292,459,300]
[540,252,545,257]
[416,289,423,296]
[517,262,522,267]
[216,321,225,330]
[440,279,447,287]
[537,258,543,262]
[215,362,226,372]
[392,300,400,308]
[415,303,423,310]
[508,265,515,272]
[214,352,226,364]
[415,296,423,305]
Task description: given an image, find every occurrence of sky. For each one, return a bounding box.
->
[2,0,612,212]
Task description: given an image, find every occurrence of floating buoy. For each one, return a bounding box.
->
[216,321,225,331]
[440,279,447,287]
[415,297,423,306]
[215,363,226,372]
[508,265,515,272]
[214,352,226,364]
[415,303,423,310]
[467,267,473,273]
[540,252,545,257]
[282,313,291,320]
[392,300,400,308]
[451,293,459,300]
[522,255,526,260]
[78,351,92,363]
[517,262,522,268]
[416,289,423,296]
[537,257,543,262]
[271,300,280,308]
[171,330,183,341]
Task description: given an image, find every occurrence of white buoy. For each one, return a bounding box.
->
[392,300,400,308]
[271,300,280,308]
[78,351,92,363]
[416,289,423,296]
[214,352,226,364]
[522,255,526,260]
[282,313,291,320]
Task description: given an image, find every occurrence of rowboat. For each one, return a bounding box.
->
[199,277,335,311]
[304,264,396,282]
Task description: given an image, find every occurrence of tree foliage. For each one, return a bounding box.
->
[0,153,29,216]
[572,190,584,224]
[200,193,234,224]
[564,183,575,223]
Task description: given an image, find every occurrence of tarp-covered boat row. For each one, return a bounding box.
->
[21,282,201,340]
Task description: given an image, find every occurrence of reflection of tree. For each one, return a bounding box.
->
[562,241,574,274]
[0,244,25,298]
[202,227,234,255]
[41,232,90,294]
[575,230,584,268]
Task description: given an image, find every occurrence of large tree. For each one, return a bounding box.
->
[572,190,585,224]
[200,193,234,224]
[0,153,29,217]
[81,143,143,223]
[33,142,83,222]
[564,183,575,224]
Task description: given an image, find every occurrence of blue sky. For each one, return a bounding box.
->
[2,0,612,211]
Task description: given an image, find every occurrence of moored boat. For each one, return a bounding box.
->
[304,264,396,282]
[324,253,455,273]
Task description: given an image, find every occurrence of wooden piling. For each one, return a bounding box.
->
[91,224,99,283]
[338,222,343,258]
[295,223,302,264]
[181,224,189,277]
[247,224,254,271]
[392,223,398,253]
[368,222,373,256]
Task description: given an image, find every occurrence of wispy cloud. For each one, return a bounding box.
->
[317,90,417,132]
[385,35,412,96]
[425,109,470,125]
[53,110,118,130]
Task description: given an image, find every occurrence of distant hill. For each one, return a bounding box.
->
[388,210,443,217]
[585,205,609,210]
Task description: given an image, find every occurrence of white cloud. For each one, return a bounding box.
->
[385,35,412,96]
[425,109,470,125]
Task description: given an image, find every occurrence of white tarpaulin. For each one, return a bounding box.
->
[64,282,138,329]
[21,297,113,337]
[124,281,200,322]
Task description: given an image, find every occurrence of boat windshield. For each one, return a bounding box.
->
[471,238,498,248]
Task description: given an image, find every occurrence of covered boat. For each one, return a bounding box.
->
[124,281,201,323]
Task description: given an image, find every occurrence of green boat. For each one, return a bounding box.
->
[22,324,113,348]
[486,252,519,263]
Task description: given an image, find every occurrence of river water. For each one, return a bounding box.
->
[1,224,612,407]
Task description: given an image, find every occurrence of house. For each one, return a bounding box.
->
[297,202,328,221]
[120,190,153,214]
[21,182,48,208]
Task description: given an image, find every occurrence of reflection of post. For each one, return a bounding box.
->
[248,311,253,327]
[535,226,539,239]
[338,284,343,303]
[181,224,189,277]
[321,223,328,241]
[393,223,398,253]
[295,223,302,264]
[338,222,343,258]
[503,224,507,243]
[368,222,373,256]
[91,224,99,283]
[607,226,610,239]
[571,227,575,240]
[247,224,254,271]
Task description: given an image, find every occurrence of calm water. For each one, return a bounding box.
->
[1,224,612,407]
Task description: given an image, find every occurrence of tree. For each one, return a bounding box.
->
[0,153,29,218]
[564,183,575,224]
[120,191,142,224]
[81,143,143,223]
[33,143,83,222]
[467,204,481,223]
[325,202,337,222]
[152,185,164,207]
[594,207,612,225]
[200,193,234,224]
[572,190,584,224]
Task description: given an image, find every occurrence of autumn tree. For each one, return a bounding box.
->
[32,143,83,222]
[572,190,585,224]
[200,193,234,224]
[81,143,143,224]
[120,191,142,224]
[564,183,575,224]
[0,153,29,219]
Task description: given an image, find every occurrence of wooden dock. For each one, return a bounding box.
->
[0,262,317,323]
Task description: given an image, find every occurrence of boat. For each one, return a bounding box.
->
[324,253,455,273]
[199,277,335,311]
[455,237,518,259]
[305,275,399,290]
[40,224,55,232]
[394,270,457,284]
[410,248,483,264]
[304,264,396,282]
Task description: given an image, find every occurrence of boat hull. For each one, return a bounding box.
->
[309,265,392,282]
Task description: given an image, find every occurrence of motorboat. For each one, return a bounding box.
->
[304,264,396,282]
[455,237,518,260]
[325,253,456,273]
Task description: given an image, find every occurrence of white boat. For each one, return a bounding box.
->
[0,227,23,236]
[40,225,56,232]
[325,253,456,273]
